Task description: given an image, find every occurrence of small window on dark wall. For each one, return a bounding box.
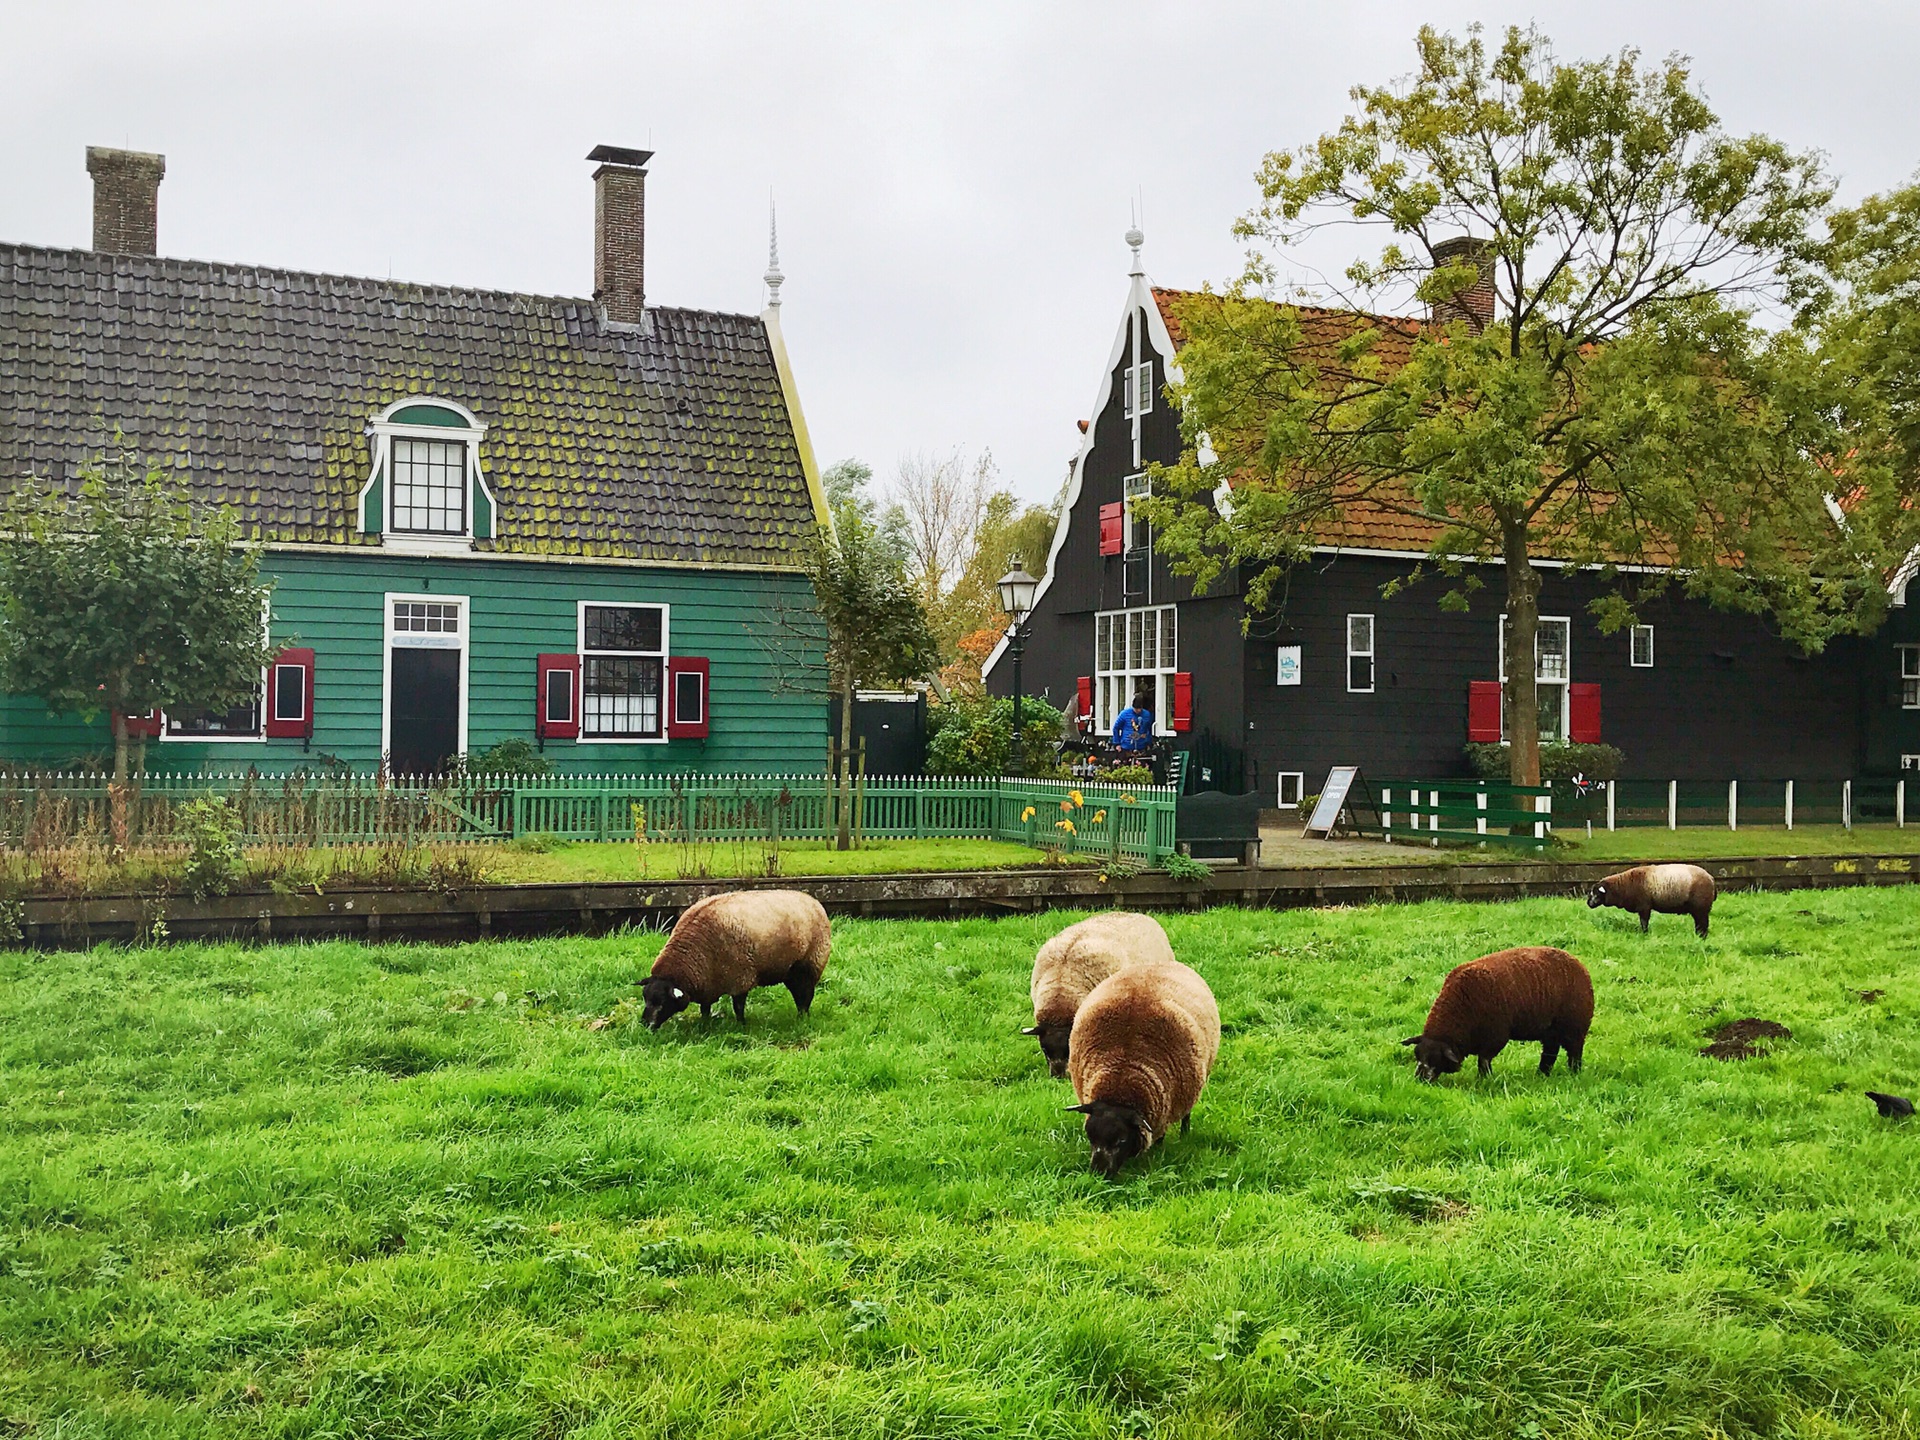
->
[1901,646,1920,708]
[1631,624,1654,668]
[1277,772,1304,808]
[1347,614,1375,693]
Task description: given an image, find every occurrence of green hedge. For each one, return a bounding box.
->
[1464,741,1625,785]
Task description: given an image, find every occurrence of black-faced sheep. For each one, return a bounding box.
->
[640,890,831,1029]
[1065,957,1220,1177]
[1025,912,1175,1077]
[1587,863,1716,937]
[1403,946,1594,1081]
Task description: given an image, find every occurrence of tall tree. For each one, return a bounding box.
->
[0,446,277,782]
[803,510,941,850]
[889,448,994,607]
[1147,25,1890,785]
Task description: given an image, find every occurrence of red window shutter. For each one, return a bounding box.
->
[1098,502,1124,556]
[1569,682,1602,743]
[536,653,581,741]
[264,647,315,738]
[1075,675,1093,723]
[1467,681,1502,743]
[1171,671,1193,732]
[113,710,162,739]
[667,657,711,739]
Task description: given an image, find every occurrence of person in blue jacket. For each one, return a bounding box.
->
[1111,690,1156,751]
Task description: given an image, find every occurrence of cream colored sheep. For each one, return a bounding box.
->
[1025,912,1175,1077]
[640,890,831,1029]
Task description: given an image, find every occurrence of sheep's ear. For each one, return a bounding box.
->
[1401,1036,1421,1047]
[1064,1103,1094,1114]
[1021,1025,1041,1036]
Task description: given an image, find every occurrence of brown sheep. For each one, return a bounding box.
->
[1403,946,1593,1081]
[1066,957,1220,1177]
[640,890,831,1029]
[1587,863,1716,937]
[1025,912,1175,1077]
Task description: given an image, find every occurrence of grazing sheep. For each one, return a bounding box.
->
[640,890,831,1030]
[1066,957,1220,1177]
[1025,912,1175,1077]
[1587,863,1716,937]
[1403,946,1594,1081]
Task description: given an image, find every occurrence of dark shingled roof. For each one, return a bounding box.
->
[0,243,821,567]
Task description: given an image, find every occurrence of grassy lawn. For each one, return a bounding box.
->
[1262,823,1920,870]
[3,891,1918,1436]
[488,835,1074,883]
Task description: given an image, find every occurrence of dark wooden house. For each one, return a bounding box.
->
[986,234,1920,802]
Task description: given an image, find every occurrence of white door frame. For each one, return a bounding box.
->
[381,592,470,771]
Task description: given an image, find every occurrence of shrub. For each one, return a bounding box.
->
[179,795,241,900]
[1161,852,1212,882]
[1464,742,1624,786]
[468,740,553,778]
[1103,764,1156,786]
[927,695,1067,778]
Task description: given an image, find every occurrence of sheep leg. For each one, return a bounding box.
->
[1477,1054,1493,1078]
[1639,910,1651,934]
[732,993,748,1023]
[1180,1112,1191,1136]
[1693,907,1710,938]
[1538,1040,1561,1076]
[700,1001,713,1021]
[785,964,818,1016]
[1565,1036,1585,1073]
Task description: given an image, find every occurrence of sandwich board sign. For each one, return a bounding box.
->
[1302,765,1382,839]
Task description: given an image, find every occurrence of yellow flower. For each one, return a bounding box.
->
[1056,819,1076,834]
[1020,806,1036,823]
[1092,810,1107,824]
[1060,800,1074,814]
[1120,794,1137,805]
[1069,790,1085,808]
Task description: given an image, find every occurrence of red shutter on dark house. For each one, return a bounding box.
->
[114,710,162,738]
[536,653,581,741]
[1569,683,1602,743]
[264,647,315,739]
[1075,675,1093,722]
[1467,681,1502,742]
[667,657,710,739]
[1098,503,1124,556]
[1171,672,1193,732]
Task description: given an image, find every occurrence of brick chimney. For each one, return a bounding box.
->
[588,144,653,329]
[1429,236,1496,333]
[86,146,166,256]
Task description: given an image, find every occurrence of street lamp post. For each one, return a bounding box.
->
[996,554,1040,768]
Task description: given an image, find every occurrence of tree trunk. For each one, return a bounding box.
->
[111,710,130,785]
[835,668,855,852]
[1503,524,1542,788]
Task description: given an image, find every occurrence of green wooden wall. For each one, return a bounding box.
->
[0,552,829,774]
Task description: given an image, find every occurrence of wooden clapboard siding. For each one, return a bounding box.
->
[0,552,827,774]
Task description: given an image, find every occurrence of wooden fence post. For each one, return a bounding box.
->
[1899,779,1907,829]
[1843,779,1853,831]
[1728,780,1737,832]
[1668,780,1678,831]
[1477,789,1488,837]
[1606,780,1616,832]
[1784,780,1794,831]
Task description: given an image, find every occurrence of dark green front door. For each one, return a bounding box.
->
[390,648,460,776]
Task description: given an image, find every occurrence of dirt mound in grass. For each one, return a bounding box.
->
[1700,1018,1792,1061]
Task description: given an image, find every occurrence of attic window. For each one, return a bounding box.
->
[358,398,496,542]
[393,438,466,534]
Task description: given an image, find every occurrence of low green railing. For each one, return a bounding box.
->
[0,770,1181,865]
[1378,779,1554,850]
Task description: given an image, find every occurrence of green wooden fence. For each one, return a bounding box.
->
[1378,779,1555,850]
[0,771,1180,865]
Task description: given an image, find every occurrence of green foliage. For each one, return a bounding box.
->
[925,694,1067,777]
[1160,851,1214,881]
[466,740,552,778]
[1143,25,1899,788]
[1102,764,1156,786]
[2,893,1915,1433]
[0,443,278,779]
[178,795,240,900]
[1464,742,1624,785]
[504,832,572,855]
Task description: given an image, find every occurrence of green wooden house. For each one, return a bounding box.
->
[0,144,831,775]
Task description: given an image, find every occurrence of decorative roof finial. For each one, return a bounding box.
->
[765,197,784,310]
[1126,202,1144,277]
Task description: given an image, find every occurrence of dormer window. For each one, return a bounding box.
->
[356,398,496,543]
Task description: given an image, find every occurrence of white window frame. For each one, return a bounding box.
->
[578,600,672,744]
[1499,615,1572,742]
[1346,614,1375,694]
[381,593,470,767]
[1630,624,1654,668]
[1900,646,1920,709]
[1277,771,1304,808]
[1121,359,1153,419]
[1093,604,1177,737]
[357,398,496,551]
[1902,753,1920,770]
[160,599,271,743]
[1123,472,1151,553]
[270,658,309,727]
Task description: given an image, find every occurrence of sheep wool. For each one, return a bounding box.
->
[1066,957,1220,1176]
[1027,912,1175,1077]
[1587,863,1716,936]
[640,890,831,1029]
[1405,946,1594,1081]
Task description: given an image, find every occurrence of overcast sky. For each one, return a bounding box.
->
[5,2,1917,506]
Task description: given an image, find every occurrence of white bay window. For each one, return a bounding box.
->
[1094,604,1176,735]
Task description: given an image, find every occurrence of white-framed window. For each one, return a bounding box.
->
[1094,604,1177,736]
[163,599,271,742]
[1901,646,1920,708]
[1277,772,1304,808]
[1500,615,1572,741]
[270,659,308,727]
[1346,614,1375,693]
[1123,472,1151,552]
[1902,754,1920,770]
[380,592,470,772]
[580,602,670,742]
[391,437,467,535]
[1121,359,1153,418]
[1630,624,1654,668]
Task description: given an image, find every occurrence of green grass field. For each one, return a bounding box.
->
[3,890,1918,1437]
[490,835,1076,883]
